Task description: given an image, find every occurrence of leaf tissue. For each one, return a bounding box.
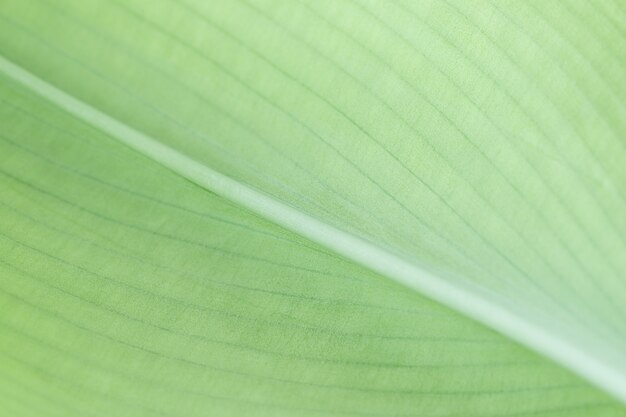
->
[1,1,625,416]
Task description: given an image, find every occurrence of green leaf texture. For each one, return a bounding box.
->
[0,0,625,416]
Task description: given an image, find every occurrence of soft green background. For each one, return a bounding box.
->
[1,0,625,416]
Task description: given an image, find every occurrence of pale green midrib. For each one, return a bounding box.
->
[2,53,625,404]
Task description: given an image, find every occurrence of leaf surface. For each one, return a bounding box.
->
[1,0,625,416]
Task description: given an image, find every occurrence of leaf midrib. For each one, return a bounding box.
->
[1,53,625,404]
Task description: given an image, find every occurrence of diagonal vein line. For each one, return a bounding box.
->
[1,53,625,404]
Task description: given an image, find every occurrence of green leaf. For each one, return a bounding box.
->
[1,0,625,416]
